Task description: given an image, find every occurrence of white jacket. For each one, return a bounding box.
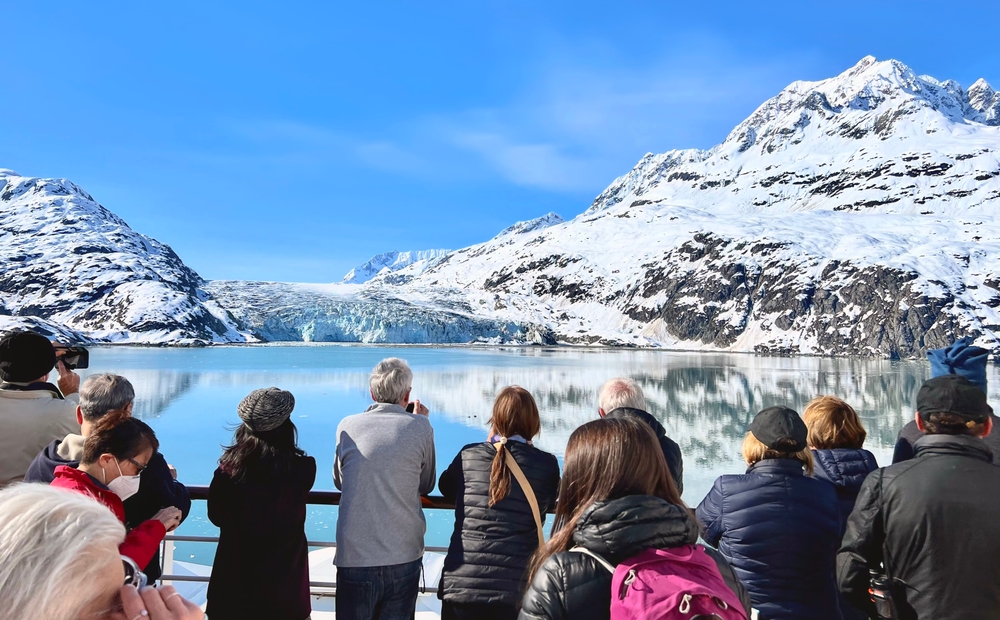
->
[0,386,79,487]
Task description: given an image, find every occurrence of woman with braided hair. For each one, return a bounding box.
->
[207,388,316,620]
[438,386,561,620]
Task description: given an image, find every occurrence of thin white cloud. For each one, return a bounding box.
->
[219,43,811,194]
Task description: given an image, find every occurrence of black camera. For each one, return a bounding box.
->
[56,345,89,371]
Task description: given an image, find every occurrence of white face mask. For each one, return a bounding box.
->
[105,458,141,501]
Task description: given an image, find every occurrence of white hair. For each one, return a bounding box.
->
[598,377,647,413]
[80,373,135,421]
[0,484,125,620]
[370,357,413,404]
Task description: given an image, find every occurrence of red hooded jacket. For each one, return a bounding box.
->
[51,465,166,568]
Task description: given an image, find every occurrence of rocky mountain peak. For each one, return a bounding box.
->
[494,212,565,238]
[968,78,1000,125]
[0,170,248,344]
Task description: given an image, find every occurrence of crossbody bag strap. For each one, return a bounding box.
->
[569,546,616,574]
[494,442,545,548]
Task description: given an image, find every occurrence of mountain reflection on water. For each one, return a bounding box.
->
[83,345,1000,559]
[82,345,988,476]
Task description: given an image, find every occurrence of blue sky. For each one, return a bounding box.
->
[2,1,998,282]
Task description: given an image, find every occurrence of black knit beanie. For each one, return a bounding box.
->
[0,331,56,383]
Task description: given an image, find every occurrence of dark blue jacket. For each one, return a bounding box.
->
[696,459,842,620]
[811,449,878,534]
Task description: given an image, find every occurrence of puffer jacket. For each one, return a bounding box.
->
[438,441,560,606]
[519,495,750,620]
[696,459,841,620]
[811,448,878,533]
[605,407,684,494]
[838,434,1000,620]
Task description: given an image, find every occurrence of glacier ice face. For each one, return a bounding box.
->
[205,280,555,344]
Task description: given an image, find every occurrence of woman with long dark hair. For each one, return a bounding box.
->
[207,388,316,620]
[438,386,560,620]
[519,417,749,620]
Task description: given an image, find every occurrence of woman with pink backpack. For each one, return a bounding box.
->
[519,416,751,620]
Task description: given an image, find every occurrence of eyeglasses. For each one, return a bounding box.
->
[125,457,148,474]
[122,555,147,589]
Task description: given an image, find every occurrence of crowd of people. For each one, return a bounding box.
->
[1,330,999,620]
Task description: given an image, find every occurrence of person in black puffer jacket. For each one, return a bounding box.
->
[696,407,841,620]
[439,386,560,620]
[519,416,750,620]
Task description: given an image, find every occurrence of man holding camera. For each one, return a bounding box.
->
[0,331,81,487]
[838,374,1000,620]
[334,357,436,620]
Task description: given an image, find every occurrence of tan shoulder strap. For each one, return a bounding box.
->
[494,442,545,548]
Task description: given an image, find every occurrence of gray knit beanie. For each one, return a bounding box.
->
[238,387,295,432]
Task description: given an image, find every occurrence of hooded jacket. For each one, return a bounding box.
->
[519,495,750,620]
[438,441,560,607]
[838,434,1000,620]
[50,464,167,569]
[0,383,78,486]
[25,433,191,580]
[811,448,878,532]
[696,459,841,620]
[605,408,684,494]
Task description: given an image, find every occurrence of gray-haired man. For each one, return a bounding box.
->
[334,357,436,620]
[598,377,684,494]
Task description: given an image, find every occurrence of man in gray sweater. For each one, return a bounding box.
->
[334,357,436,620]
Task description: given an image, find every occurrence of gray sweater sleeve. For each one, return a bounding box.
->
[419,423,436,495]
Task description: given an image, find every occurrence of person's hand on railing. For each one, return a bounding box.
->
[120,585,203,620]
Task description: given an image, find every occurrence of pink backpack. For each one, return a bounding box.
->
[571,544,748,620]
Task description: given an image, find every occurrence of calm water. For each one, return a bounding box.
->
[79,345,985,563]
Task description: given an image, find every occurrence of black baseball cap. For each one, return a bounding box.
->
[0,331,57,383]
[917,374,992,422]
[749,406,808,452]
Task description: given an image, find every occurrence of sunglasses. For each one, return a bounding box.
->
[122,555,147,589]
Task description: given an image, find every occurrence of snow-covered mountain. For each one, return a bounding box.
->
[0,170,250,344]
[6,57,1000,357]
[342,249,451,284]
[367,57,1000,358]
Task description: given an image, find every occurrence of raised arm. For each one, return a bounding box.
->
[419,425,436,495]
[438,450,464,502]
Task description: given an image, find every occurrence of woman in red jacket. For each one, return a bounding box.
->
[51,408,182,569]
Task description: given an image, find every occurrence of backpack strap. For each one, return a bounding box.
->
[570,546,616,574]
[493,441,545,548]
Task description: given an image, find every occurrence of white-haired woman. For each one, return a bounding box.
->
[0,483,202,620]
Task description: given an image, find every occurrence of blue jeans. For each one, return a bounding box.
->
[336,558,422,620]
